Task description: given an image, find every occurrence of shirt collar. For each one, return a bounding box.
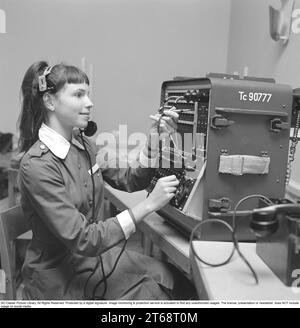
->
[38,123,84,159]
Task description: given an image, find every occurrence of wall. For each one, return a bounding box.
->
[0,0,231,139]
[227,0,300,189]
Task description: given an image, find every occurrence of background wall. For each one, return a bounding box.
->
[2,0,300,189]
[0,0,231,138]
[227,0,300,85]
[226,0,300,190]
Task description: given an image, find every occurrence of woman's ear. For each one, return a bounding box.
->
[43,93,55,111]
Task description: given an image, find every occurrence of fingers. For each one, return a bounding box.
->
[161,115,177,131]
[149,108,178,135]
[161,110,179,131]
[165,186,178,193]
[150,112,178,125]
[167,192,176,200]
[150,110,178,121]
[149,115,177,134]
[149,114,160,121]
[158,121,173,135]
[159,177,179,189]
[159,175,178,182]
[162,109,179,120]
[165,180,180,188]
[149,115,173,135]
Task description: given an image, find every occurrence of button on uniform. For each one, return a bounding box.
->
[84,181,87,187]
[40,144,46,150]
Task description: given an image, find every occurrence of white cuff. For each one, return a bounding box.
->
[116,210,136,239]
[138,148,158,168]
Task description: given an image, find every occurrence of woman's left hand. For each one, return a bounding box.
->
[145,108,179,154]
[149,108,179,136]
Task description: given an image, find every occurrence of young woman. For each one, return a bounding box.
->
[18,61,192,300]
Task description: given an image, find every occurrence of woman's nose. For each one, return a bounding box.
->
[85,96,93,108]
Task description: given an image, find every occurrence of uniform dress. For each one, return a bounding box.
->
[18,123,175,300]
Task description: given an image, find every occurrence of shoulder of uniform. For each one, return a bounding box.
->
[19,141,59,177]
[25,140,50,158]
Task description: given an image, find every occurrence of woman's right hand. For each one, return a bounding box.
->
[146,175,179,212]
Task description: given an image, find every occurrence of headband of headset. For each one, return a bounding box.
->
[38,65,53,92]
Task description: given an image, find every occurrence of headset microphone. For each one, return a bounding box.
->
[82,120,97,137]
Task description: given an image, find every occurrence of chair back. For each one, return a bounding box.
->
[0,205,30,299]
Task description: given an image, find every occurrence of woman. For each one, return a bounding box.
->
[18,61,189,300]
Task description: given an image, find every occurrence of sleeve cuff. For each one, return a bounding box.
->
[138,147,158,168]
[116,210,136,239]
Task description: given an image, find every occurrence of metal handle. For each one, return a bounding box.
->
[215,107,288,117]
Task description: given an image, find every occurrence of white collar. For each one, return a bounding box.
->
[38,123,84,159]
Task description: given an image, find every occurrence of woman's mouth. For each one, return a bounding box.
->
[80,113,90,120]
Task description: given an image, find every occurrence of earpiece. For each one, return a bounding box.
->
[250,210,279,238]
[250,204,300,238]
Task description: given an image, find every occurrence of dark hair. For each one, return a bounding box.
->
[18,61,89,153]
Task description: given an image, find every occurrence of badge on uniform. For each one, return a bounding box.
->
[88,163,100,175]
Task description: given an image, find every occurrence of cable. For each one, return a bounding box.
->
[98,255,107,300]
[189,219,235,267]
[157,96,184,166]
[92,239,128,300]
[190,194,274,285]
[79,132,96,222]
[157,95,192,148]
[79,132,108,299]
[231,194,273,284]
[78,132,132,299]
[232,233,259,284]
[189,219,258,284]
[163,95,184,104]
[82,257,102,300]
[79,239,128,300]
[232,194,273,229]
[286,108,300,184]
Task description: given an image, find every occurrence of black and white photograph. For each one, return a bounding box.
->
[0,0,300,313]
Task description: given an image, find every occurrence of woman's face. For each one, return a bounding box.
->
[52,83,93,130]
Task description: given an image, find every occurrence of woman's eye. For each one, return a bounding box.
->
[75,92,83,98]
